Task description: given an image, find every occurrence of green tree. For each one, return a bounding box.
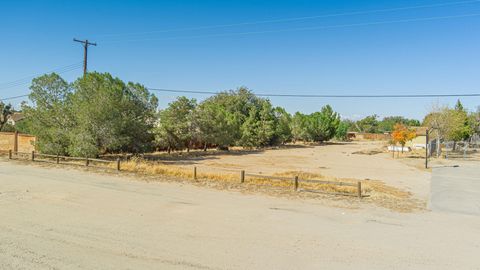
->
[239,99,276,147]
[455,99,464,112]
[356,115,379,133]
[335,120,351,141]
[155,97,196,152]
[291,112,307,142]
[194,100,238,150]
[304,105,340,142]
[272,107,292,145]
[378,116,421,133]
[22,73,74,154]
[0,102,13,131]
[69,72,157,157]
[445,108,473,148]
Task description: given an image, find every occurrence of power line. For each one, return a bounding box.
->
[103,13,480,43]
[147,88,480,98]
[0,62,83,90]
[96,0,480,40]
[0,62,84,102]
[0,94,30,102]
[4,86,478,103]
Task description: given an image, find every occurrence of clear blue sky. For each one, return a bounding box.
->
[1,0,480,120]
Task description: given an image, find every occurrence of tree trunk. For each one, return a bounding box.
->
[453,141,457,151]
[203,142,207,152]
[167,146,171,154]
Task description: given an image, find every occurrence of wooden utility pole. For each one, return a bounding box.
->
[73,38,97,76]
[425,128,429,169]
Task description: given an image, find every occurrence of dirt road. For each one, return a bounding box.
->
[1,159,479,269]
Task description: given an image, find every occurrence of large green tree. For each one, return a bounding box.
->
[69,72,157,156]
[272,107,292,145]
[239,99,276,147]
[22,73,74,154]
[304,105,340,142]
[155,97,196,152]
[290,112,307,142]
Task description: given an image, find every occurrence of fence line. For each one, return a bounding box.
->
[5,150,362,198]
[7,150,120,171]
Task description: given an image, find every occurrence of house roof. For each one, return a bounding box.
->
[411,126,428,136]
[7,112,25,122]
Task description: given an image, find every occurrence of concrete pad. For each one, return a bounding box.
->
[430,164,480,216]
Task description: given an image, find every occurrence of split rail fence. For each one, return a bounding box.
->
[3,150,363,198]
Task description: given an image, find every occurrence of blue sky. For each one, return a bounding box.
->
[1,0,480,120]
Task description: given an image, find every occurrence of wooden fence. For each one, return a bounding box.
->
[6,150,120,171]
[4,150,363,198]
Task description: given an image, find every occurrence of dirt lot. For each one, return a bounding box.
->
[151,141,430,201]
[1,158,480,269]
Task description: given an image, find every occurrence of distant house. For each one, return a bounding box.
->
[6,112,25,126]
[405,127,428,149]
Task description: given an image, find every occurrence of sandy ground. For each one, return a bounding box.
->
[1,159,480,269]
[166,141,430,200]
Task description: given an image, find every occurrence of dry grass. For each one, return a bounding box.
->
[352,149,385,155]
[110,158,424,212]
[274,171,423,212]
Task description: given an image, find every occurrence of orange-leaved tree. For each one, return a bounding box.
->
[391,123,417,153]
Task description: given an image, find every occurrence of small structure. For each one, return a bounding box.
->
[6,112,25,126]
[405,127,428,150]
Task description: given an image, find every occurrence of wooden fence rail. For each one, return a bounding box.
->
[194,166,363,198]
[7,150,121,171]
[5,150,362,198]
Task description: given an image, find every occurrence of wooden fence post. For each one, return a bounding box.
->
[294,176,299,191]
[357,181,362,198]
[193,166,197,180]
[85,157,89,167]
[116,158,121,171]
[9,150,12,159]
[56,154,60,164]
[13,131,18,153]
[31,151,35,161]
[240,170,245,183]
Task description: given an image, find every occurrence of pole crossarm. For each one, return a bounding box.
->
[73,38,97,76]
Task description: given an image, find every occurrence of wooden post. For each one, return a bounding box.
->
[85,157,89,167]
[31,151,35,161]
[240,170,245,183]
[56,154,60,164]
[13,131,18,153]
[8,150,12,159]
[425,129,429,169]
[193,166,197,180]
[294,176,299,191]
[116,158,121,171]
[357,181,362,198]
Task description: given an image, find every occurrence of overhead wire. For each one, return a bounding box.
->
[147,88,480,98]
[102,13,480,43]
[0,62,83,91]
[0,62,84,102]
[96,0,480,40]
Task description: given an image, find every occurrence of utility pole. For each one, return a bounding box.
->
[73,38,97,77]
[425,128,429,169]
